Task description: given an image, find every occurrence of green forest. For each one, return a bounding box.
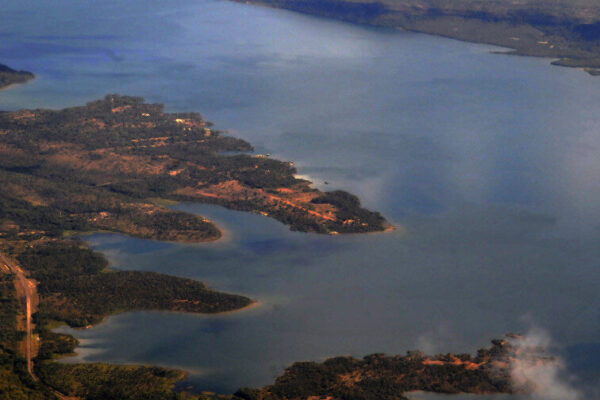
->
[18,242,251,327]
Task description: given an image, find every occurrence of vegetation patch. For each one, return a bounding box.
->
[35,363,190,400]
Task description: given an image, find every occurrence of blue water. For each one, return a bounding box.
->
[2,0,600,397]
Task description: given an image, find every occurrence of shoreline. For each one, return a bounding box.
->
[0,75,36,92]
[63,299,261,333]
[213,299,261,316]
[209,218,232,244]
[235,0,600,76]
[329,221,402,237]
[184,212,235,246]
[52,300,261,362]
[151,198,229,245]
[66,221,229,245]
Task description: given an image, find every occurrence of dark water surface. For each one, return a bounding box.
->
[1,0,599,396]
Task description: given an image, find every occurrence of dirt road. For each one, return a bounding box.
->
[0,253,37,377]
[1,252,83,400]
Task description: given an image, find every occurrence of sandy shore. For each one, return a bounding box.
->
[216,300,261,316]
[329,222,404,237]
[67,218,231,246]
[205,218,233,245]
[367,223,405,236]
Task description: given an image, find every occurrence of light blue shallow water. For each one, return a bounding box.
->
[1,0,600,396]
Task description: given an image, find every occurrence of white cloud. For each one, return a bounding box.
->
[508,326,581,400]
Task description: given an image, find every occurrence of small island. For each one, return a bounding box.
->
[0,63,34,90]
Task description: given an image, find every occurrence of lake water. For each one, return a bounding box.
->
[1,0,599,397]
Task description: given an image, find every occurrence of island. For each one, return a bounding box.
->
[0,64,34,90]
[236,0,600,75]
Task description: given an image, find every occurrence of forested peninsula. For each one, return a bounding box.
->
[234,334,554,400]
[0,93,388,398]
[237,0,600,75]
[0,94,388,238]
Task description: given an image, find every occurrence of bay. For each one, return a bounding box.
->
[1,0,599,396]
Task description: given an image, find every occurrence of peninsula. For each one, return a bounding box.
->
[0,94,388,239]
[237,0,600,75]
[0,94,389,398]
[234,334,554,400]
[0,64,34,90]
